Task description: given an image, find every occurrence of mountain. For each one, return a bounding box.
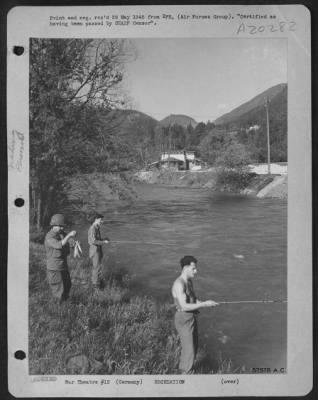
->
[203,83,288,162]
[98,109,162,168]
[105,109,159,128]
[214,83,287,127]
[160,114,198,128]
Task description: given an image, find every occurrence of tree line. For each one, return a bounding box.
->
[138,109,286,169]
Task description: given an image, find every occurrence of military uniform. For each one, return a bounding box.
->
[44,230,72,302]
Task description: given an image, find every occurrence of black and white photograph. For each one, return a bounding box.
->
[28,37,288,376]
[7,4,312,397]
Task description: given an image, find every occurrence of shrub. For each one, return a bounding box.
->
[215,169,254,192]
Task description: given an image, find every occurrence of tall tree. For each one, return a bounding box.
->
[199,128,230,165]
[30,39,134,228]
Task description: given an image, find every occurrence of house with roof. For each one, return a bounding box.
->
[149,151,202,171]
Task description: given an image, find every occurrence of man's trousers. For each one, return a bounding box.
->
[90,251,103,287]
[174,311,199,374]
[47,269,71,302]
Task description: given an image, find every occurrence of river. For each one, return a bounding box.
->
[77,183,287,373]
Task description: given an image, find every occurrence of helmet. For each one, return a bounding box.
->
[50,214,66,226]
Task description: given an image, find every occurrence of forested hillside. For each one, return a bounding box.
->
[214,83,287,126]
[122,84,288,167]
[213,84,287,163]
[160,114,198,128]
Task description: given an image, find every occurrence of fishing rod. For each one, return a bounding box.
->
[218,300,287,304]
[110,240,175,246]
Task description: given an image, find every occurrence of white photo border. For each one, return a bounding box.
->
[7,4,312,397]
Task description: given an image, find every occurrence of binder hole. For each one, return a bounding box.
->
[13,46,24,56]
[14,350,26,360]
[14,198,25,207]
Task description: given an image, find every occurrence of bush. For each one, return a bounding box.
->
[215,169,254,192]
[215,141,251,170]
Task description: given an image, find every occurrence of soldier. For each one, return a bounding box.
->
[172,255,218,374]
[88,213,110,289]
[44,214,76,303]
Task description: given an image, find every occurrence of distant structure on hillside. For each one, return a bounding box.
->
[149,150,202,171]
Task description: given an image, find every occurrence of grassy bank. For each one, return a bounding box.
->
[29,243,235,375]
[29,243,179,374]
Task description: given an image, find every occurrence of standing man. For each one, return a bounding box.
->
[172,255,218,374]
[88,213,110,290]
[44,214,77,303]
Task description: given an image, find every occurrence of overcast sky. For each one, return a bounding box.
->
[125,38,287,123]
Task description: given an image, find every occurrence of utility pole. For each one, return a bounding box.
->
[264,95,271,175]
[158,126,163,164]
[168,125,171,168]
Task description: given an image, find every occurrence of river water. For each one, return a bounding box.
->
[77,183,287,372]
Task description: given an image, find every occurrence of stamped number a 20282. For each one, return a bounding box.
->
[237,21,296,35]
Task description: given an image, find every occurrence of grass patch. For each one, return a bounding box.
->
[29,242,236,375]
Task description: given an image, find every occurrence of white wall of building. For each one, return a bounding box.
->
[161,151,195,161]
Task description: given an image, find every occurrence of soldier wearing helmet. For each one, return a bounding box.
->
[44,214,77,303]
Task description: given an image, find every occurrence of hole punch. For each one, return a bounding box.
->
[13,46,24,56]
[14,350,26,360]
[14,198,25,207]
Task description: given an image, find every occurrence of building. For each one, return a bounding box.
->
[149,151,202,171]
[161,150,195,162]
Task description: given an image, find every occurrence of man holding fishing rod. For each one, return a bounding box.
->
[88,213,110,290]
[172,255,218,374]
[44,214,77,303]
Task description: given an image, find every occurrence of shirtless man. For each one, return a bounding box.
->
[172,255,218,374]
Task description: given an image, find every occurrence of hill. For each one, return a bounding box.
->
[160,114,198,128]
[104,109,159,129]
[214,83,287,127]
[97,109,161,169]
[211,84,287,162]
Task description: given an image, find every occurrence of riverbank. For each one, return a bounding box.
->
[134,169,287,199]
[29,242,180,374]
[29,243,234,374]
